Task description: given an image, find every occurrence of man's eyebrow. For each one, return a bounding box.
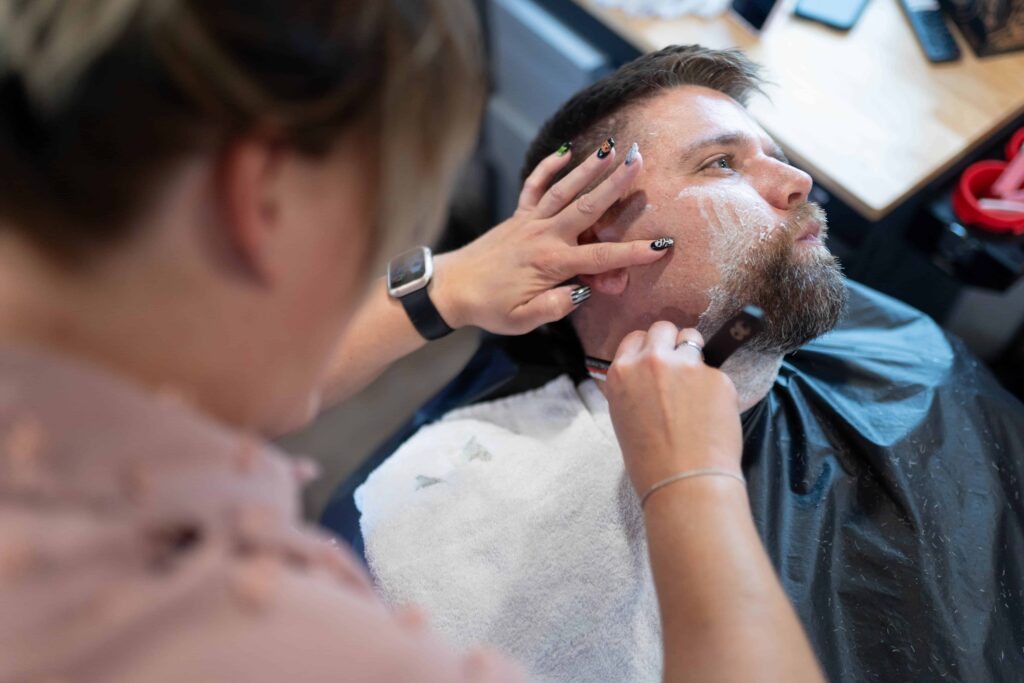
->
[679,131,791,165]
[679,132,747,165]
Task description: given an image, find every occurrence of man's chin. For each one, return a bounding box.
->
[758,254,846,353]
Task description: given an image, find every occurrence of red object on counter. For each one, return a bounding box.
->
[953,160,1024,235]
[993,128,1024,199]
[1006,128,1024,162]
[951,127,1024,235]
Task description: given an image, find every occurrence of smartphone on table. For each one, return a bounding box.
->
[730,0,785,34]
[795,0,871,31]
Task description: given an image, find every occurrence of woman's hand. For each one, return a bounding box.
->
[321,141,672,408]
[432,141,671,335]
[603,322,743,496]
[607,323,826,683]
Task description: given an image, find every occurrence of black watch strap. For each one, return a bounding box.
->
[399,286,454,340]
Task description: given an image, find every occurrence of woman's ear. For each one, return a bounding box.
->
[578,227,630,295]
[216,138,286,284]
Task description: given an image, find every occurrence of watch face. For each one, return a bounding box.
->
[390,248,426,288]
[388,247,432,297]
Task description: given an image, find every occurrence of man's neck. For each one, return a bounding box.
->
[719,348,783,412]
[588,342,781,413]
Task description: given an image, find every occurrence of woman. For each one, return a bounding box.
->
[0,1,822,681]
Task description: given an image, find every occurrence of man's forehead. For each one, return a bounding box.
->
[636,85,772,147]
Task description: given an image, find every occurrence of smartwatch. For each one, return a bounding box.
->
[386,246,454,341]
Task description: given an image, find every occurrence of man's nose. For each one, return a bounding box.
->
[757,159,813,210]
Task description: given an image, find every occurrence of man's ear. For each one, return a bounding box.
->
[216,138,286,284]
[578,226,629,295]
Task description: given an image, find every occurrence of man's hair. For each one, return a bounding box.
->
[521,45,764,183]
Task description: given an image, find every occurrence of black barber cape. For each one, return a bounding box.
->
[743,281,1024,681]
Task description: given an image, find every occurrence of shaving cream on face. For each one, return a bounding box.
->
[676,185,785,268]
[674,184,787,331]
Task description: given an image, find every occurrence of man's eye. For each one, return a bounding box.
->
[702,155,734,172]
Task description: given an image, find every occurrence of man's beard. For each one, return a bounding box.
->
[697,202,847,355]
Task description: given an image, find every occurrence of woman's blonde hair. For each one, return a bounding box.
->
[0,0,485,267]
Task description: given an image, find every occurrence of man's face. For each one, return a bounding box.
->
[578,85,845,355]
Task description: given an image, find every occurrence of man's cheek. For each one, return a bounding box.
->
[677,186,783,259]
[642,253,719,318]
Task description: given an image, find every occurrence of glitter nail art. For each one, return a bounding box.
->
[624,142,639,165]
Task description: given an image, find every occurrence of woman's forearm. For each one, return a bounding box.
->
[320,276,428,406]
[644,478,824,683]
[321,253,476,406]
[604,322,820,681]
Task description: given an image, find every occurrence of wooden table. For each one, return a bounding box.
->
[570,0,1024,221]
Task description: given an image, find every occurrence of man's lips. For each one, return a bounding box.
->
[797,220,823,244]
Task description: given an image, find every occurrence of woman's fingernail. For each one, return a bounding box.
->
[651,237,674,251]
[556,141,572,157]
[596,137,615,159]
[570,285,592,305]
[624,142,640,166]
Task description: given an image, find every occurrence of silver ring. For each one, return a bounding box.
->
[676,340,704,360]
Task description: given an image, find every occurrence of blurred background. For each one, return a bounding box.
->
[283,0,1024,520]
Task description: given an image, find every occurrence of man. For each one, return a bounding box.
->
[354,46,1024,682]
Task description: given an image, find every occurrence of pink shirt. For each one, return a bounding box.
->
[0,345,523,682]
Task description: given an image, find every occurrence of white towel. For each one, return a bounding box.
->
[356,376,662,683]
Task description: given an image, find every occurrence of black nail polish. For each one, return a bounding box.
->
[556,141,572,157]
[596,137,615,159]
[651,237,674,251]
[570,285,592,305]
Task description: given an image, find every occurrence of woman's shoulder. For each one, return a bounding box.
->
[0,495,517,682]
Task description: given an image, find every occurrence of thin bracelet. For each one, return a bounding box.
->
[640,468,746,509]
